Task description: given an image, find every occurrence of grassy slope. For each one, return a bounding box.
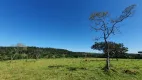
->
[0,58,142,80]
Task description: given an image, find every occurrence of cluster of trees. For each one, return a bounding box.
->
[0,46,70,60]
[0,44,141,61]
[0,44,111,61]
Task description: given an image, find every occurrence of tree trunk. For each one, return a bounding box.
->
[106,51,110,70]
[10,55,13,62]
[26,55,28,62]
[116,58,118,61]
[116,56,118,61]
[104,38,110,71]
[36,55,38,60]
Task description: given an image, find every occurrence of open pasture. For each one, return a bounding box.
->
[0,58,142,80]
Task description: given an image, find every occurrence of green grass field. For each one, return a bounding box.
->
[0,58,142,80]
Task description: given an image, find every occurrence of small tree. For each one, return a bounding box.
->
[89,4,136,70]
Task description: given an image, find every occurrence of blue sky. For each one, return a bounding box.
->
[0,0,141,53]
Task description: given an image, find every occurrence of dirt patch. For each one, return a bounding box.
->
[78,67,87,70]
[48,65,66,69]
[123,69,139,75]
[67,67,77,71]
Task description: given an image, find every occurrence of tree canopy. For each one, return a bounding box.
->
[91,42,128,60]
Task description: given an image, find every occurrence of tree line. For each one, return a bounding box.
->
[0,45,141,61]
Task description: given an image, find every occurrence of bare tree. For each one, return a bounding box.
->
[10,43,27,61]
[89,4,136,71]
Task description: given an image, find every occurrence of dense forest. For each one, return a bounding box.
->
[0,46,141,61]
